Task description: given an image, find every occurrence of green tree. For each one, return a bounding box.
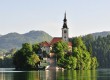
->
[27,53,40,69]
[82,34,110,68]
[32,43,40,54]
[54,37,98,70]
[57,54,77,69]
[13,43,40,70]
[82,34,94,55]
[72,37,98,70]
[69,56,77,69]
[91,57,98,69]
[52,41,68,60]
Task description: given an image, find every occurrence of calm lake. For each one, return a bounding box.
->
[0,68,110,80]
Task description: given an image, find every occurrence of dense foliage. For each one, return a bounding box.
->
[83,34,110,68]
[1,31,110,69]
[52,41,68,60]
[0,58,14,68]
[53,37,98,70]
[0,48,16,68]
[13,43,40,70]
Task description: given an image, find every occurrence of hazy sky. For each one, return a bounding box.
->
[0,0,110,37]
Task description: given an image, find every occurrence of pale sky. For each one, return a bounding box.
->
[0,0,110,37]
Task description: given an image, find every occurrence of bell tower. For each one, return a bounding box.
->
[62,12,69,42]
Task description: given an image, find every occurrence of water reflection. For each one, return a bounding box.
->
[1,69,110,80]
[57,70,97,80]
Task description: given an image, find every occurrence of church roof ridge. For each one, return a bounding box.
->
[50,37,62,45]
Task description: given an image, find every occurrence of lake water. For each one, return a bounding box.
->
[0,68,110,80]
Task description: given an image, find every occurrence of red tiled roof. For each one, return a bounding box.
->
[50,37,62,45]
[50,37,72,46]
[40,41,50,47]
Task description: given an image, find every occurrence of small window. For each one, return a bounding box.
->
[64,30,66,33]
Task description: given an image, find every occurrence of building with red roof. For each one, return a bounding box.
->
[39,41,50,55]
[49,12,72,52]
[40,41,50,47]
[50,37,62,45]
[39,13,72,55]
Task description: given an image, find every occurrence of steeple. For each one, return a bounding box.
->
[63,12,68,28]
[62,12,69,42]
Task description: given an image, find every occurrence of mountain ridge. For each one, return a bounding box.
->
[0,30,110,51]
[0,30,52,51]
[87,31,110,38]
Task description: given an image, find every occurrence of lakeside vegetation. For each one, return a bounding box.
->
[12,36,98,70]
[13,43,40,70]
[83,34,110,68]
[1,32,110,69]
[52,37,98,70]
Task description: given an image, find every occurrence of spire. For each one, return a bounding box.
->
[63,12,68,28]
[63,12,67,22]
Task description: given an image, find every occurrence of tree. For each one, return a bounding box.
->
[32,43,40,54]
[52,41,78,69]
[72,37,98,70]
[13,43,40,70]
[69,56,77,69]
[91,57,98,69]
[53,37,98,70]
[82,34,94,55]
[27,53,40,69]
[82,34,110,68]
[57,54,77,69]
[52,41,68,60]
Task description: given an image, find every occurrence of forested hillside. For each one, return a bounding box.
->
[83,34,110,68]
[88,31,110,39]
[0,31,52,51]
[1,30,110,68]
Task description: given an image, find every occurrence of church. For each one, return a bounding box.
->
[39,13,72,56]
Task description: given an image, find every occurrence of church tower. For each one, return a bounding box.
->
[62,12,69,42]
